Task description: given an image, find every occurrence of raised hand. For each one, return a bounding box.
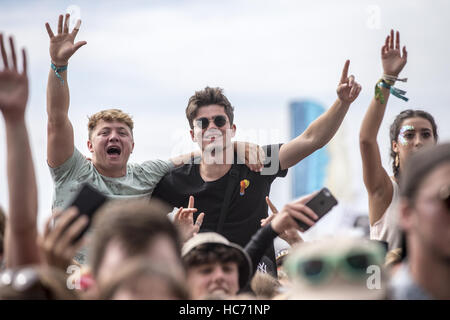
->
[38,208,88,271]
[336,60,362,103]
[45,13,87,66]
[262,197,303,246]
[173,196,205,243]
[0,34,28,121]
[382,30,407,77]
[265,192,320,246]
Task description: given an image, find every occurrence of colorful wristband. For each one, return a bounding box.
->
[378,80,409,102]
[374,79,386,104]
[51,62,68,84]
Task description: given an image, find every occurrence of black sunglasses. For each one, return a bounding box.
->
[195,116,228,129]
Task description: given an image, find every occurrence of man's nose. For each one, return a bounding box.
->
[206,119,218,130]
[108,131,119,141]
[212,266,226,280]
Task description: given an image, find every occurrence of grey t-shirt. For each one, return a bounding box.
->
[49,148,174,210]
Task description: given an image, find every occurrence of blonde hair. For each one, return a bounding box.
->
[384,248,403,268]
[87,109,134,139]
[250,271,281,299]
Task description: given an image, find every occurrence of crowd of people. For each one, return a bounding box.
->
[0,13,448,301]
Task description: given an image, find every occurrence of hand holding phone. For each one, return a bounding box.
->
[295,187,338,231]
[64,183,108,243]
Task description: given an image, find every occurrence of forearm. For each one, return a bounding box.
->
[308,98,351,148]
[359,86,392,194]
[170,150,200,167]
[5,118,38,232]
[46,67,75,167]
[47,67,70,124]
[244,224,278,276]
[360,87,391,144]
[4,118,40,267]
[280,98,350,169]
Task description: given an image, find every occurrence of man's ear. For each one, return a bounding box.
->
[87,140,94,153]
[230,124,236,138]
[190,129,196,142]
[398,198,415,233]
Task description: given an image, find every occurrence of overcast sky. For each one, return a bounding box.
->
[1,0,449,235]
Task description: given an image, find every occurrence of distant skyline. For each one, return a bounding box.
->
[1,0,449,236]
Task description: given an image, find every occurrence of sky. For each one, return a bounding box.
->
[0,0,449,238]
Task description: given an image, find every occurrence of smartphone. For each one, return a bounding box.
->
[295,187,338,231]
[64,183,108,243]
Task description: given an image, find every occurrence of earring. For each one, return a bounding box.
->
[395,154,399,167]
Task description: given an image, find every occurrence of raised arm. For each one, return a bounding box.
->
[45,13,87,168]
[359,30,407,225]
[279,60,361,170]
[0,34,40,267]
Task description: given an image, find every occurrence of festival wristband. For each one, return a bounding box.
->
[378,80,409,102]
[374,79,387,104]
[51,62,68,84]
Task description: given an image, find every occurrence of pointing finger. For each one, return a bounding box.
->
[188,195,194,209]
[340,60,350,84]
[266,196,279,214]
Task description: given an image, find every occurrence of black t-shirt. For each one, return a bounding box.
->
[152,144,287,250]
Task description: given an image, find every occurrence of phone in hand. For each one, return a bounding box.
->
[64,183,108,243]
[295,187,338,231]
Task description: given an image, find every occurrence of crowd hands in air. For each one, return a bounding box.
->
[0,13,449,301]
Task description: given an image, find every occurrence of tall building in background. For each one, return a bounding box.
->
[290,100,329,198]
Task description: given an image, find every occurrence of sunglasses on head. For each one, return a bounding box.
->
[285,249,384,286]
[195,115,228,129]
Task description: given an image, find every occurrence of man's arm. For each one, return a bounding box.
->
[244,192,319,276]
[0,34,40,267]
[169,141,264,172]
[279,60,361,170]
[45,14,86,168]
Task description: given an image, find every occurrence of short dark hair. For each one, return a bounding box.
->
[183,243,244,269]
[90,199,182,277]
[400,142,450,204]
[186,87,234,129]
[389,109,438,178]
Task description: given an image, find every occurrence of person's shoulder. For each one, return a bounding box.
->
[158,161,198,179]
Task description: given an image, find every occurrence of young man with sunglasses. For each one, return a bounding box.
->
[391,143,450,299]
[153,62,362,273]
[45,14,260,212]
